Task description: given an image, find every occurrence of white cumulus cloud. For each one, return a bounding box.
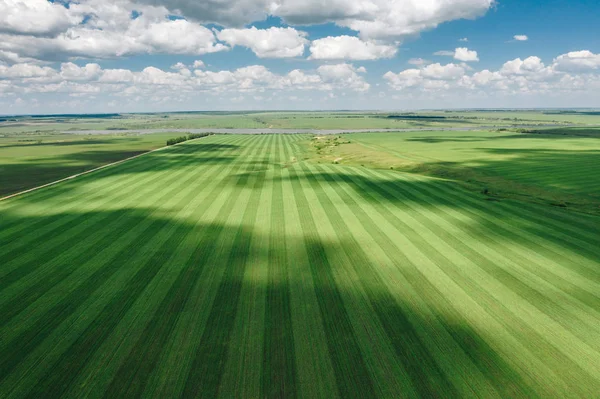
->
[217,27,308,58]
[454,47,479,62]
[309,36,397,60]
[135,0,494,39]
[514,35,528,41]
[0,0,81,37]
[552,50,600,72]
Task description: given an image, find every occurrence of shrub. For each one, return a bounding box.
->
[166,136,188,146]
[166,133,210,146]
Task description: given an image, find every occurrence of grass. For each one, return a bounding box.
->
[1,133,599,397]
[309,129,600,214]
[3,109,598,137]
[0,132,182,197]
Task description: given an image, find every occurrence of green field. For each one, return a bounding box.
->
[0,133,177,197]
[3,109,598,137]
[1,134,599,397]
[311,129,600,214]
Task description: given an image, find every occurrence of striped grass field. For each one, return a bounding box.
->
[346,130,600,198]
[1,134,599,398]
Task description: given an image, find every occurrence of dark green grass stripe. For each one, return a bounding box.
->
[482,196,600,247]
[0,135,251,244]
[0,139,206,243]
[445,179,600,258]
[0,134,227,208]
[352,168,599,394]
[260,135,297,399]
[0,140,245,326]
[0,138,257,391]
[24,222,196,398]
[101,135,273,398]
[416,177,600,277]
[134,136,275,399]
[0,140,246,311]
[316,164,544,397]
[358,169,600,346]
[285,165,376,399]
[363,168,600,304]
[373,167,600,274]
[0,136,251,267]
[301,163,459,398]
[0,159,214,386]
[17,136,261,398]
[0,135,248,239]
[0,136,248,265]
[182,141,268,399]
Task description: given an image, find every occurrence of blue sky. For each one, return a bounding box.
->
[1,0,599,113]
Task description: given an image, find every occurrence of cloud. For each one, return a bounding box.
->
[513,35,528,41]
[0,63,56,79]
[135,0,494,39]
[383,51,600,97]
[435,48,479,62]
[383,62,465,90]
[308,36,397,60]
[459,37,468,42]
[1,61,371,101]
[408,58,430,66]
[455,49,479,63]
[171,62,188,70]
[500,56,550,77]
[316,63,370,91]
[0,0,81,37]
[193,60,205,68]
[217,27,307,58]
[453,47,479,62]
[0,0,494,63]
[0,2,227,61]
[552,50,600,72]
[422,63,466,80]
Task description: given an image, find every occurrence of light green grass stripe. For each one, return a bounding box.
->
[257,134,297,398]
[293,162,418,398]
[0,138,248,296]
[218,135,275,399]
[313,163,518,397]
[0,141,235,351]
[286,164,378,398]
[372,169,600,289]
[365,166,600,302]
[353,167,600,338]
[0,138,248,311]
[356,167,600,394]
[1,155,231,398]
[80,135,275,399]
[139,135,272,398]
[180,135,270,398]
[277,136,339,399]
[0,137,255,368]
[0,135,251,244]
[345,167,573,396]
[72,134,272,398]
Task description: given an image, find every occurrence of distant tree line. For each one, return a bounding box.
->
[166,133,211,146]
